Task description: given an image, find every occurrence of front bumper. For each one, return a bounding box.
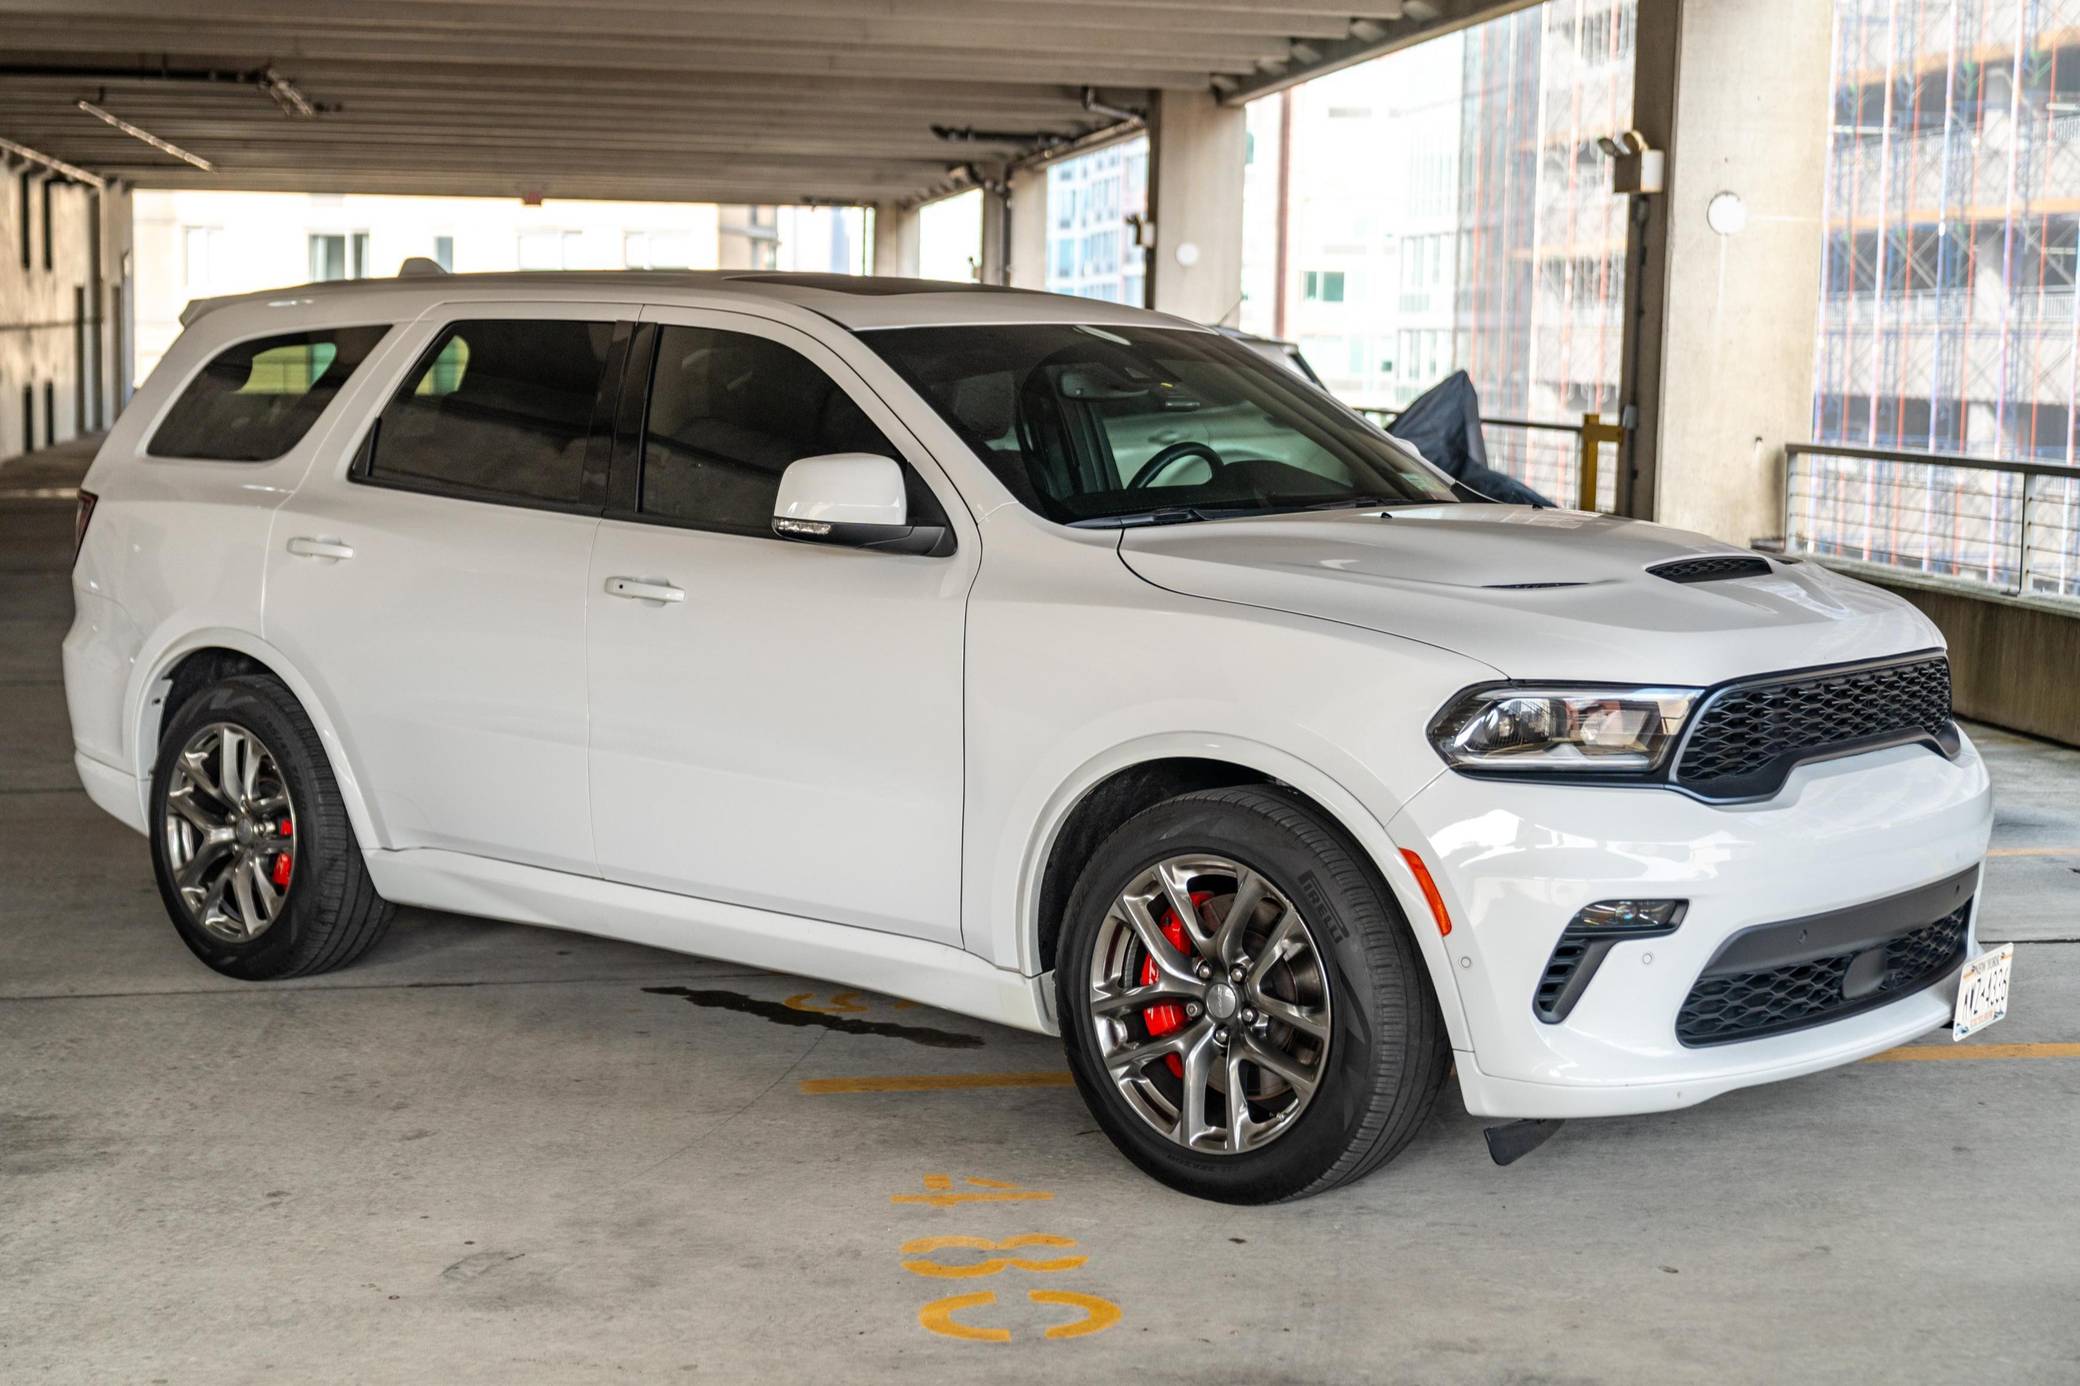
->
[1390,735,1993,1120]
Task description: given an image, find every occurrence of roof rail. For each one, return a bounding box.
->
[398,256,449,277]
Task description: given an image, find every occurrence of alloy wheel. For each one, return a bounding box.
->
[161,722,298,942]
[1085,854,1333,1154]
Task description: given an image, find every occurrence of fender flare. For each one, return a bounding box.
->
[1011,731,1469,1049]
[128,626,386,849]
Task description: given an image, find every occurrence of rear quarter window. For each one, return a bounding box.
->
[148,326,390,462]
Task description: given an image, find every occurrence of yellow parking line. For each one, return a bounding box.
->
[1985,847,2078,858]
[801,1072,1076,1095]
[1865,1042,2080,1062]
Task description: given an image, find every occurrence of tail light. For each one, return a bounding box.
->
[73,489,98,565]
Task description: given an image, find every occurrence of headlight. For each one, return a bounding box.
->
[1428,684,1700,774]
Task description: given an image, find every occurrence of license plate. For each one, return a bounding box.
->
[1952,943,2014,1041]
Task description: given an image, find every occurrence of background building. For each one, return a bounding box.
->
[131,191,867,384]
[1799,0,2080,591]
[1043,135,1149,305]
[1235,1,1636,504]
[1,168,129,457]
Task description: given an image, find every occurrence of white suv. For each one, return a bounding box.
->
[65,272,1993,1202]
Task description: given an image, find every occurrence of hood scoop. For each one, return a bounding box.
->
[1648,555,1773,584]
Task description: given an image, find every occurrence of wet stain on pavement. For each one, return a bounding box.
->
[643,986,985,1049]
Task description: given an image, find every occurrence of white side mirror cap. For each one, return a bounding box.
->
[774,453,947,556]
[774,453,908,535]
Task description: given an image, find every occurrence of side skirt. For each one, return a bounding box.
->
[363,847,1055,1035]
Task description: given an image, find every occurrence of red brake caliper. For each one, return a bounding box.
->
[270,818,293,887]
[1141,890,1210,1078]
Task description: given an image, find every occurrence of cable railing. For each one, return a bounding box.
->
[1361,409,1623,512]
[1783,442,2080,604]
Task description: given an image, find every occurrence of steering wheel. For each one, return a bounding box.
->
[1127,440,1226,490]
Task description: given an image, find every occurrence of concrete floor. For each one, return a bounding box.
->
[5,437,2078,1384]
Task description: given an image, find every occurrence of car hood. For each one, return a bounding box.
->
[1117,505,1942,686]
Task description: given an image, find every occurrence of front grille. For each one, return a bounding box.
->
[1676,901,1970,1046]
[1673,654,1953,799]
[1649,555,1773,584]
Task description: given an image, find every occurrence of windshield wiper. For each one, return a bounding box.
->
[1070,505,1216,529]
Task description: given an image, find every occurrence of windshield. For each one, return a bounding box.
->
[863,324,1458,525]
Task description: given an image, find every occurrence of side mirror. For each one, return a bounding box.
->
[772,453,949,556]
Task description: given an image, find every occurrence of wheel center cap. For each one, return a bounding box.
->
[1204,982,1240,1022]
[234,817,255,846]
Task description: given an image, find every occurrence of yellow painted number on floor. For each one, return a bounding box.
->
[890,1174,1053,1207]
[917,1289,1123,1343]
[900,1233,1087,1279]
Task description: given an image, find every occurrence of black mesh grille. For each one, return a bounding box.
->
[1649,555,1773,583]
[1676,902,1970,1045]
[1673,655,1953,798]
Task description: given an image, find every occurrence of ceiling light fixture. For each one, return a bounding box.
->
[75,99,214,172]
[260,66,316,119]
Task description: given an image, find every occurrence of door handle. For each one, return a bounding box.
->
[605,576,685,605]
[286,536,354,562]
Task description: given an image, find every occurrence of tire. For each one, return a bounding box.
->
[1056,786,1449,1203]
[149,673,394,980]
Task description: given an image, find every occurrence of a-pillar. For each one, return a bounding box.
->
[1627,0,1834,543]
[1146,89,1246,324]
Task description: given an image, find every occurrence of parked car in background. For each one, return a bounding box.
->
[66,271,1998,1202]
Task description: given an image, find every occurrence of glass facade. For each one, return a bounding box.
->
[1044,135,1149,305]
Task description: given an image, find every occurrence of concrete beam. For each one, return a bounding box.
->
[1145,88,1245,325]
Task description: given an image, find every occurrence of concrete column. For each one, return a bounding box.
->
[1147,89,1246,324]
[1638,0,1832,543]
[977,182,1010,286]
[870,201,920,278]
[1007,165,1049,292]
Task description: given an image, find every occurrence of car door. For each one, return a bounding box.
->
[585,306,973,946]
[266,304,628,875]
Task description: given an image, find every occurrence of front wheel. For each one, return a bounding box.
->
[149,673,394,980]
[1056,786,1449,1203]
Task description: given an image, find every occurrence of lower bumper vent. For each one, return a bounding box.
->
[1676,900,1971,1047]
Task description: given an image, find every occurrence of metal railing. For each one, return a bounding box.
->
[1362,408,1624,512]
[1783,442,2080,604]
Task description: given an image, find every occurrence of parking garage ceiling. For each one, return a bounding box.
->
[0,0,1527,205]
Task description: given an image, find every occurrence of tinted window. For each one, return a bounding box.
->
[149,326,388,462]
[865,324,1456,525]
[640,325,943,536]
[365,318,614,506]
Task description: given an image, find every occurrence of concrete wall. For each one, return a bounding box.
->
[1,169,130,458]
[1849,572,2080,748]
[1645,0,1832,544]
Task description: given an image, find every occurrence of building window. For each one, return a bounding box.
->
[624,230,695,270]
[309,232,371,281]
[43,380,56,447]
[1302,270,1346,303]
[517,229,581,271]
[41,180,53,271]
[183,227,223,291]
[432,235,454,272]
[18,175,30,270]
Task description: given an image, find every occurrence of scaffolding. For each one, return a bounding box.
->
[1808,0,2080,589]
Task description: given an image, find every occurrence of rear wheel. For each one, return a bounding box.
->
[149,674,393,979]
[1057,786,1449,1203]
